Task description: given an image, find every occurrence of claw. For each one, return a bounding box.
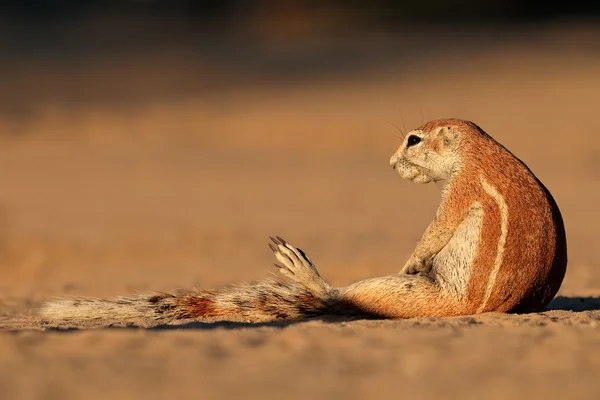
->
[270,236,284,245]
[275,236,286,245]
[268,243,277,253]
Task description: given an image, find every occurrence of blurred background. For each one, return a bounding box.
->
[2,1,600,115]
[2,3,600,399]
[1,1,600,307]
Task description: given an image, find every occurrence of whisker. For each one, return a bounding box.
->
[384,118,406,140]
[399,113,408,136]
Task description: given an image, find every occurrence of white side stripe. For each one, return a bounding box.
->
[477,176,509,313]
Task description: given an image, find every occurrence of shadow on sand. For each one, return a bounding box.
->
[544,296,600,312]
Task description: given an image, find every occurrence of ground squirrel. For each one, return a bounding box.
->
[40,119,567,322]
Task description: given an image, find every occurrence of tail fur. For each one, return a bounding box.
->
[40,237,344,323]
[40,281,332,323]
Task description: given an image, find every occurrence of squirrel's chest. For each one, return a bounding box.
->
[432,204,484,298]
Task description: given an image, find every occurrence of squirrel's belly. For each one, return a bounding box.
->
[432,204,484,299]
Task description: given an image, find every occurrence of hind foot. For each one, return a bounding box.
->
[269,236,332,297]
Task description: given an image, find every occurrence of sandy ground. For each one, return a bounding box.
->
[1,28,600,399]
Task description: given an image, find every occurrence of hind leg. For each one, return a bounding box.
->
[339,274,467,318]
[269,237,333,298]
[269,237,468,319]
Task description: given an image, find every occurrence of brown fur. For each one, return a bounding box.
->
[39,119,567,323]
[393,119,566,315]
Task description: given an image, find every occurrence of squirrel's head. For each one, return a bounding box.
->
[389,120,464,184]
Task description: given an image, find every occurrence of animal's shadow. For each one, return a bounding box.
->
[544,296,600,312]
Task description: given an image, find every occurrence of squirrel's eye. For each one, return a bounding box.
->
[407,135,422,147]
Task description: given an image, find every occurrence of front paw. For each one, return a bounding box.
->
[401,257,431,275]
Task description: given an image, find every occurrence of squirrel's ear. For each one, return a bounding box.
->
[437,126,456,147]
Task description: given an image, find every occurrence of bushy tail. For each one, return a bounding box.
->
[40,279,333,323]
[40,237,344,323]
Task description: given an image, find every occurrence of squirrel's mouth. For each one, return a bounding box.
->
[394,160,432,183]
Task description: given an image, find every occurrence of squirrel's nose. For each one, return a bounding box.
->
[389,154,399,168]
